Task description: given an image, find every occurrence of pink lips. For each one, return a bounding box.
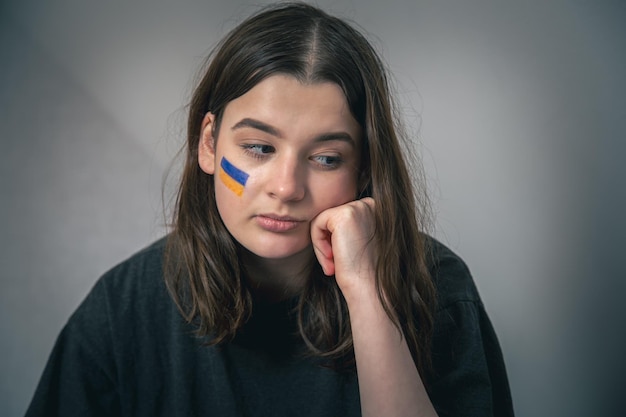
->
[255,214,304,232]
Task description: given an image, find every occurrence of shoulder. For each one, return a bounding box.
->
[425,236,482,310]
[26,237,183,415]
[100,236,168,285]
[61,236,178,361]
[91,237,168,299]
[69,236,172,332]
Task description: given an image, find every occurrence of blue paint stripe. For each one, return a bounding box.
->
[220,157,249,186]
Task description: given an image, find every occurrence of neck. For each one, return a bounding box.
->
[241,246,314,303]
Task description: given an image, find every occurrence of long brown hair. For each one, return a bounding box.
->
[165,2,437,378]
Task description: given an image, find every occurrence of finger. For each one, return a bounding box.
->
[311,217,335,276]
[313,243,335,276]
[358,196,375,211]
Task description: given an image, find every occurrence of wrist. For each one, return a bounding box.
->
[339,272,383,314]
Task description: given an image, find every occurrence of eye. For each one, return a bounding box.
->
[241,144,275,159]
[311,154,343,169]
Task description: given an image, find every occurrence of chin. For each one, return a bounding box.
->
[247,241,312,261]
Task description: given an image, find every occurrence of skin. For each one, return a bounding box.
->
[198,74,437,416]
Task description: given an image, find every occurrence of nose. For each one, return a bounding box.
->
[267,155,306,202]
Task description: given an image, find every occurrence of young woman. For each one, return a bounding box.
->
[26,3,514,416]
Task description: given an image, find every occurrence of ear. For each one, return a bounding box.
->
[198,112,216,175]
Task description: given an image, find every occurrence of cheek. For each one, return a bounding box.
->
[314,175,359,207]
[213,174,245,223]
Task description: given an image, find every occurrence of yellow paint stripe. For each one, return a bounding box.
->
[219,168,244,196]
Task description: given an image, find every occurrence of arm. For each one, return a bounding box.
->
[346,276,437,417]
[311,198,437,417]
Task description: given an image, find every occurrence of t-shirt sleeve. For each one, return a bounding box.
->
[25,278,120,417]
[427,240,514,417]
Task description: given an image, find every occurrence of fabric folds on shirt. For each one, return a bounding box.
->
[25,236,514,417]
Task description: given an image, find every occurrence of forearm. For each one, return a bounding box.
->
[310,198,437,415]
[346,281,437,417]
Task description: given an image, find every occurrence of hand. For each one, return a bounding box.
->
[310,197,377,297]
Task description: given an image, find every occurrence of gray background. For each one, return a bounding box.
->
[1,0,625,416]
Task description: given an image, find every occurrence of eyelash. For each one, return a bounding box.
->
[240,144,344,169]
[311,155,343,169]
[241,144,274,159]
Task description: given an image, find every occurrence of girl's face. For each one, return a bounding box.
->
[198,75,362,261]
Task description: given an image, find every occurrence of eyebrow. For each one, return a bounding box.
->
[231,117,356,146]
[232,118,281,137]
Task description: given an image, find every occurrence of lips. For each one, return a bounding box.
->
[255,214,305,232]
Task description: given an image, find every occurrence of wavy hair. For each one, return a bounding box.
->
[165,2,437,378]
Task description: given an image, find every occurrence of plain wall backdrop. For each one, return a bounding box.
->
[1,0,625,416]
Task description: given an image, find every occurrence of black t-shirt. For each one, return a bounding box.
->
[25,237,514,416]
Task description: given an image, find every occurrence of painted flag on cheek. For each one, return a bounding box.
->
[219,157,249,196]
